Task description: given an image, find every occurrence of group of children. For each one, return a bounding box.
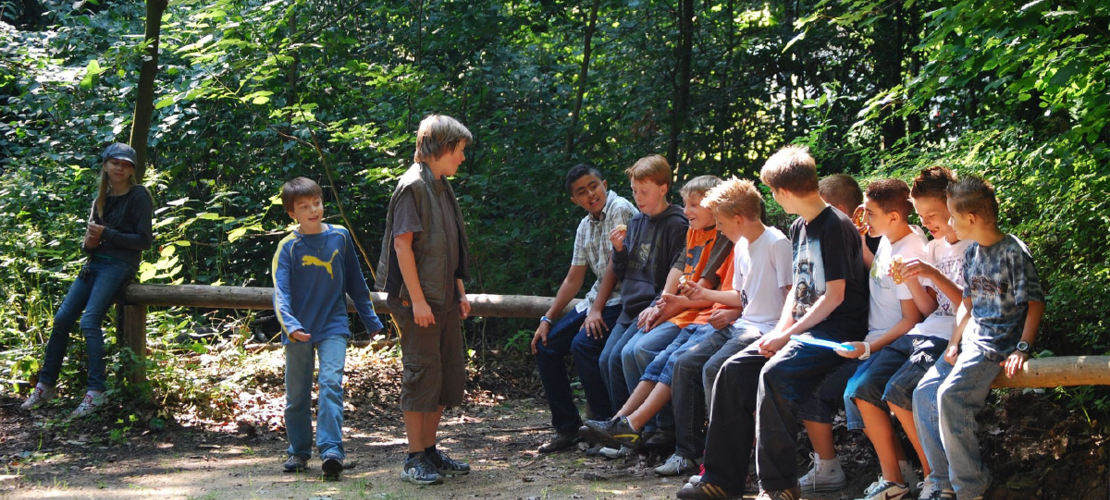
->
[533,146,1043,500]
[21,121,1042,498]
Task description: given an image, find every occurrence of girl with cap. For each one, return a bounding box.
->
[21,143,153,418]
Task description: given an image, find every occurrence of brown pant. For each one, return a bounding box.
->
[398,305,465,412]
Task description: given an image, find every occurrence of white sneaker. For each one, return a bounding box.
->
[20,384,56,410]
[900,460,920,493]
[855,479,910,500]
[798,452,846,491]
[654,453,698,476]
[917,481,942,500]
[69,392,104,419]
[598,445,633,459]
[686,474,702,486]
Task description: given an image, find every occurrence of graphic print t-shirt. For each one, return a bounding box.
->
[789,206,869,342]
[731,226,793,331]
[910,238,973,341]
[961,234,1044,357]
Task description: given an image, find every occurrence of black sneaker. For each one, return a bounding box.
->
[282,454,309,472]
[583,416,642,450]
[539,431,582,454]
[676,480,743,499]
[427,449,470,476]
[321,453,344,479]
[644,426,676,453]
[400,453,443,485]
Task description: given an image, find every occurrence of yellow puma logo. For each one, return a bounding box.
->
[302,249,340,279]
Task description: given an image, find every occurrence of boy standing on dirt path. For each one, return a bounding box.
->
[272,177,384,479]
[376,114,475,486]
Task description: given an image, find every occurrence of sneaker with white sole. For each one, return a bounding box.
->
[654,453,699,476]
[400,453,443,486]
[69,392,104,419]
[798,452,846,491]
[856,479,910,500]
[20,384,56,410]
[917,481,943,500]
[598,445,633,459]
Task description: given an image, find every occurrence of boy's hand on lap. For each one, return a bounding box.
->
[413,301,435,328]
[530,322,550,354]
[758,333,791,358]
[837,341,866,359]
[636,306,656,329]
[1003,351,1028,378]
[944,344,959,365]
[583,310,608,339]
[706,308,739,329]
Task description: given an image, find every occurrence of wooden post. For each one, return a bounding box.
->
[117,303,149,391]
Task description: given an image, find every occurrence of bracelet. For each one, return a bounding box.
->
[540,316,553,325]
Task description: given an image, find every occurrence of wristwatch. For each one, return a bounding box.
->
[1015,340,1031,353]
[858,342,872,360]
[540,316,553,325]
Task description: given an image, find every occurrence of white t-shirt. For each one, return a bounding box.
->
[909,238,973,341]
[866,231,929,342]
[732,226,793,332]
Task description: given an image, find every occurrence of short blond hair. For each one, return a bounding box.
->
[702,177,763,221]
[760,145,818,194]
[680,175,722,200]
[625,154,672,189]
[414,114,473,163]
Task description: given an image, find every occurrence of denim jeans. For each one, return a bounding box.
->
[571,314,625,422]
[756,334,852,491]
[844,334,945,430]
[597,321,635,414]
[536,304,622,434]
[621,321,681,395]
[671,323,762,460]
[285,335,348,459]
[913,346,1002,500]
[38,256,135,392]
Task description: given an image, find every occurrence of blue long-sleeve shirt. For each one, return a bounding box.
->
[271,224,384,345]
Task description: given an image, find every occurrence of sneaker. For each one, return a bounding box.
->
[69,392,104,419]
[654,453,699,477]
[582,416,643,449]
[584,443,606,456]
[598,445,633,459]
[756,487,802,500]
[539,431,582,454]
[856,480,910,500]
[321,454,344,479]
[798,452,846,491]
[400,453,443,485]
[426,449,470,476]
[20,384,56,410]
[676,480,743,500]
[917,482,949,500]
[282,454,309,472]
[687,474,702,486]
[900,461,920,492]
[644,426,676,453]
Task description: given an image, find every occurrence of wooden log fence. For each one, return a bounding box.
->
[116,284,1108,391]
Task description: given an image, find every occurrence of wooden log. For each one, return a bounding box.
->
[122,284,580,318]
[117,303,148,389]
[991,356,1110,388]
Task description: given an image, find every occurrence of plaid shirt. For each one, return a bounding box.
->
[571,191,637,313]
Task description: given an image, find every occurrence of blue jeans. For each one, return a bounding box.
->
[536,305,622,434]
[913,346,1002,500]
[844,335,945,430]
[38,256,135,392]
[571,314,624,423]
[285,335,348,459]
[597,321,635,414]
[622,322,681,394]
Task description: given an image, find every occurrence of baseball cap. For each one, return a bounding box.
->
[100,143,137,166]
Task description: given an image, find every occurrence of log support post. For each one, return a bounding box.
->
[117,303,149,394]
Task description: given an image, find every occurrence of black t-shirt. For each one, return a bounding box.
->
[789,206,869,341]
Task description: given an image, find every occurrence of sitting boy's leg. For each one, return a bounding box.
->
[703,326,763,409]
[755,339,848,491]
[535,308,589,436]
[913,358,954,492]
[623,322,682,395]
[937,348,1003,499]
[885,336,947,479]
[571,306,623,421]
[598,322,636,413]
[699,342,767,493]
[284,342,315,462]
[315,336,349,460]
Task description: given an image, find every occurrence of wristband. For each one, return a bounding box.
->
[540,316,553,325]
[859,341,872,360]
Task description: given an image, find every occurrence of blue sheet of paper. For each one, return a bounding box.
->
[793,336,855,351]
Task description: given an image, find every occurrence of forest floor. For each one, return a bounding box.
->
[0,345,1107,500]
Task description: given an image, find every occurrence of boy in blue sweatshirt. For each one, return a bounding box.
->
[272,177,384,479]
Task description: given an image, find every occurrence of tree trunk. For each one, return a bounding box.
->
[875,1,905,149]
[128,0,168,181]
[667,0,694,172]
[565,0,601,154]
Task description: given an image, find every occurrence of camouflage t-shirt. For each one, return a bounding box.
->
[961,234,1045,357]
